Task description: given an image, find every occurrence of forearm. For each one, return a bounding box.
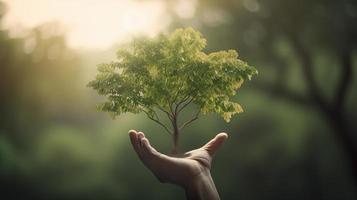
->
[184,171,220,200]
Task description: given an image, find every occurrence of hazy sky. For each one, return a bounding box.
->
[3,0,170,49]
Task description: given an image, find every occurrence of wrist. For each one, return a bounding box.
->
[184,170,220,200]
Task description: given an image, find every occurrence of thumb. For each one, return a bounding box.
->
[203,132,228,156]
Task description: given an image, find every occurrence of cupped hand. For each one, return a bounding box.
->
[128,130,228,188]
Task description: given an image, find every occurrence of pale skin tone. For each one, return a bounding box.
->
[129,130,228,200]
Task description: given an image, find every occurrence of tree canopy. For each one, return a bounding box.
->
[88,28,257,151]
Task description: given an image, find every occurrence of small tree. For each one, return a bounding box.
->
[88,28,257,154]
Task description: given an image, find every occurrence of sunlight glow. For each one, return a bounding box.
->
[3,0,169,49]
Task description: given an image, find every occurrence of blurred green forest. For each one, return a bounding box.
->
[1,0,357,199]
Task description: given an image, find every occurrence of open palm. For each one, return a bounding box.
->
[129,130,228,188]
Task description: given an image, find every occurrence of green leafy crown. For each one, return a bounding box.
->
[88,28,257,124]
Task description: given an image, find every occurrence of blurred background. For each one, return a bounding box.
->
[1,0,356,199]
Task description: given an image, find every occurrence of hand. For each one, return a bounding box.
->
[129,130,228,200]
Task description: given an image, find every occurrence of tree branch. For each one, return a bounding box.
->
[179,109,200,130]
[252,80,312,106]
[142,110,172,135]
[155,104,174,121]
[287,32,329,110]
[251,42,312,107]
[172,82,185,106]
[177,98,194,113]
[175,95,191,113]
[174,84,203,113]
[334,48,353,110]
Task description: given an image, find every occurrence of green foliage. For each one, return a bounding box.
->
[88,28,257,135]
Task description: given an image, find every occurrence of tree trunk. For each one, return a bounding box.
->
[324,109,357,186]
[171,116,180,154]
[288,34,357,185]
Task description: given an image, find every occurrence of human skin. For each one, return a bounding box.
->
[129,130,228,200]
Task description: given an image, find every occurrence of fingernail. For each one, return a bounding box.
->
[218,132,228,139]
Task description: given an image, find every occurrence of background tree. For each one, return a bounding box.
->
[88,28,257,153]
[167,0,357,183]
[1,0,356,199]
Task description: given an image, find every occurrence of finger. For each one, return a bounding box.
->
[131,130,146,161]
[139,137,169,183]
[137,131,145,146]
[129,129,138,150]
[203,132,228,156]
[128,130,139,153]
[140,137,159,157]
[128,130,144,160]
[137,132,146,155]
[141,137,152,156]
